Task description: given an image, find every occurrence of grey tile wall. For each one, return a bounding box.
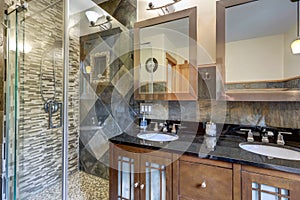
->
[79,24,137,179]
[1,0,79,198]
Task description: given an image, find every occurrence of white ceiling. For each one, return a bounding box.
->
[226,0,297,42]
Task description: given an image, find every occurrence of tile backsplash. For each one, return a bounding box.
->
[144,100,300,129]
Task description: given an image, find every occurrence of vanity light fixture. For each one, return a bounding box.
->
[85,11,112,30]
[291,0,300,54]
[147,0,181,15]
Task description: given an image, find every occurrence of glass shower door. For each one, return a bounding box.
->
[5,1,66,199]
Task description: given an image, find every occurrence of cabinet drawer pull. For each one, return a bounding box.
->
[140,184,145,190]
[134,182,139,188]
[201,181,207,188]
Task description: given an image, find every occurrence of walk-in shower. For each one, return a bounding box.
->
[3,0,69,199]
[2,0,129,199]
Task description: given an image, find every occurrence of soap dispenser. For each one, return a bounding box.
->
[140,112,147,131]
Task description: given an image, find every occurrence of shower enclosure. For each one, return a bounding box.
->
[3,0,73,199]
[3,0,132,198]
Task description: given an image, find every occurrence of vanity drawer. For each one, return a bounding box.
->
[179,160,233,200]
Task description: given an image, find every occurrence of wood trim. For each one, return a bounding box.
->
[166,52,177,65]
[172,154,180,200]
[109,143,117,200]
[226,75,300,85]
[216,1,226,83]
[242,170,300,200]
[226,90,300,101]
[218,0,258,8]
[179,155,232,169]
[242,165,300,181]
[233,164,242,200]
[114,144,173,159]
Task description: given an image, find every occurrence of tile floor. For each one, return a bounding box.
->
[27,171,109,200]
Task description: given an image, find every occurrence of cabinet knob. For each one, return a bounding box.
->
[134,182,139,188]
[201,181,207,188]
[140,184,145,190]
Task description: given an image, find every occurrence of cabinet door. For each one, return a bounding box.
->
[242,171,300,200]
[139,153,173,200]
[110,145,140,200]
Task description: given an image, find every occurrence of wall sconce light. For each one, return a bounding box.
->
[291,0,300,54]
[147,0,181,15]
[85,11,112,30]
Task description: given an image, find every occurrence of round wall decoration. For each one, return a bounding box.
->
[145,57,158,73]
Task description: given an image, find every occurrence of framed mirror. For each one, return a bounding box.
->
[134,7,198,100]
[90,51,110,84]
[222,0,300,101]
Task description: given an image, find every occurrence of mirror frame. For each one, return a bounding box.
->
[133,7,198,101]
[219,0,300,101]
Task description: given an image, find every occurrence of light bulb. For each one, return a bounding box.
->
[86,65,91,74]
[291,38,300,54]
[85,11,101,26]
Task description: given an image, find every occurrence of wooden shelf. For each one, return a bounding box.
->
[226,89,300,101]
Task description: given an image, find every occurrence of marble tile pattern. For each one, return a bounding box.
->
[79,28,134,180]
[27,171,109,200]
[97,0,137,29]
[2,0,79,199]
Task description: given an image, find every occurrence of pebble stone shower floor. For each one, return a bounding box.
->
[27,171,109,200]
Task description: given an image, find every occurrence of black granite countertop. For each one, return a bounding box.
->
[109,123,300,174]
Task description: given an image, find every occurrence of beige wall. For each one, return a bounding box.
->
[284,24,300,78]
[225,27,300,83]
[225,34,284,82]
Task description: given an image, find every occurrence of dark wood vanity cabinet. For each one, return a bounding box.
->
[109,144,173,200]
[110,144,300,200]
[241,166,300,200]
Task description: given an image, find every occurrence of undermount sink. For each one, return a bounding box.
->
[239,143,300,161]
[137,132,179,142]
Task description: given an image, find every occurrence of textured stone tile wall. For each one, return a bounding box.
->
[146,99,300,129]
[1,0,79,198]
[191,100,300,129]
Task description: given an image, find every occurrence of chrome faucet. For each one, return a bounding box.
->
[240,129,254,142]
[171,123,181,134]
[277,131,292,145]
[160,123,168,132]
[150,122,159,131]
[261,129,274,143]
